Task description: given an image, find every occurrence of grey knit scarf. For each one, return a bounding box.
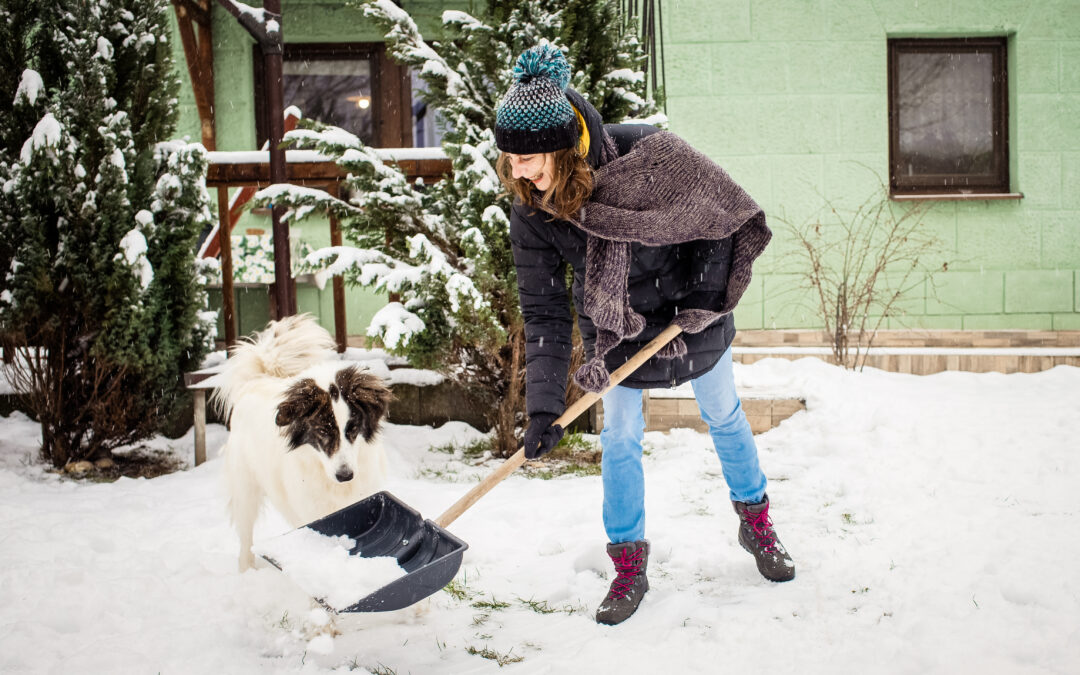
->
[572,130,772,393]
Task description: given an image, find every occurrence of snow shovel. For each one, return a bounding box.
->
[262,324,684,612]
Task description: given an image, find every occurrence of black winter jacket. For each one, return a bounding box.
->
[510,122,736,418]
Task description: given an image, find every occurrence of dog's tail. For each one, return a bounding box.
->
[211,313,338,418]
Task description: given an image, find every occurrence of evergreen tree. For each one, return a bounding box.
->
[259,0,663,456]
[0,0,215,467]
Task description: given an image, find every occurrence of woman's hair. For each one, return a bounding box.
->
[495,146,594,222]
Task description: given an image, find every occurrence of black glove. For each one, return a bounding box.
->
[523,413,564,459]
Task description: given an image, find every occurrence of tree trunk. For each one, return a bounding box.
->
[491,327,525,458]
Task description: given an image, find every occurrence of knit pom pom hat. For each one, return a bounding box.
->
[495,43,578,154]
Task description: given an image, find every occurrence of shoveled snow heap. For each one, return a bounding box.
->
[253,527,406,611]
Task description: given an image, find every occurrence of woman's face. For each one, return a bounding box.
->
[506,153,554,192]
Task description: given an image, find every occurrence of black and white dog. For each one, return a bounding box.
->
[213,314,394,571]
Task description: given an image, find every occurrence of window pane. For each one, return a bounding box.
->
[283,58,373,144]
[896,51,994,178]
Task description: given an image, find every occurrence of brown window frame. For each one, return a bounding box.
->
[253,42,413,149]
[887,37,1009,196]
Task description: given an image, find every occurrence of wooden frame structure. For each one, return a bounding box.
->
[171,0,451,350]
[203,151,450,351]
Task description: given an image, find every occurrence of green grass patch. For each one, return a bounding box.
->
[442,578,470,602]
[431,437,494,460]
[466,645,524,667]
[471,595,511,611]
[517,597,589,616]
[521,431,602,479]
[527,462,602,480]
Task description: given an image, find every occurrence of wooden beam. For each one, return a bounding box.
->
[328,184,347,353]
[205,158,452,187]
[200,113,302,259]
[375,47,413,148]
[171,0,216,149]
[173,0,211,25]
[214,0,280,47]
[216,187,237,347]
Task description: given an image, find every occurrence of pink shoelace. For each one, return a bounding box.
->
[746,506,778,554]
[607,547,645,600]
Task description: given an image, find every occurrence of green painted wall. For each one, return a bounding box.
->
[171,0,1080,338]
[663,0,1080,331]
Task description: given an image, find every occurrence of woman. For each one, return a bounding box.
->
[494,44,795,626]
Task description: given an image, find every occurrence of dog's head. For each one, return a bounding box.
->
[274,366,394,483]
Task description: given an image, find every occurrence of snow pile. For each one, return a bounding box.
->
[1,358,1078,672]
[253,528,406,611]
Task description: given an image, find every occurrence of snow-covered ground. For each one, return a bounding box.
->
[1,357,1078,674]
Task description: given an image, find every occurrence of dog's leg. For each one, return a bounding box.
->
[225,444,262,572]
[232,499,259,572]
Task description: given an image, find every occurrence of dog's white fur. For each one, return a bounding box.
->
[214,314,392,571]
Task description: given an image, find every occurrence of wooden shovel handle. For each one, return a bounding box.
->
[435,323,684,528]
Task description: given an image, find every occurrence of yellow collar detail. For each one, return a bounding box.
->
[572,104,590,157]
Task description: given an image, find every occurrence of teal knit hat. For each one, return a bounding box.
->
[495,43,578,154]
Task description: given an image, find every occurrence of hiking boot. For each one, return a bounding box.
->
[733,495,795,582]
[595,540,650,625]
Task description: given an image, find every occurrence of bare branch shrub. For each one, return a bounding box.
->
[782,176,944,370]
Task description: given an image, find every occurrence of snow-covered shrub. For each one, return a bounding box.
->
[0,0,215,467]
[257,0,663,456]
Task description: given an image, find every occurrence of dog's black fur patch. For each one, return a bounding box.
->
[274,367,394,454]
[335,366,394,443]
[276,378,338,456]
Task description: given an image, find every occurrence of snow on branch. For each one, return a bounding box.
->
[605,68,645,84]
[451,140,500,196]
[408,234,485,313]
[368,302,424,349]
[20,113,63,164]
[302,246,397,289]
[14,69,44,107]
[441,10,485,32]
[362,0,481,113]
[251,184,363,223]
[116,226,153,290]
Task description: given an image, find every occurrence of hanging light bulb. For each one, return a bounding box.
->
[346,94,371,109]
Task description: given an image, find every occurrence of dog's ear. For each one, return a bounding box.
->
[336,366,394,442]
[275,378,325,428]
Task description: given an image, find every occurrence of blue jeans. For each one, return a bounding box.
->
[600,346,767,543]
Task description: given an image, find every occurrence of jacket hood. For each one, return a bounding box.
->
[564,87,607,169]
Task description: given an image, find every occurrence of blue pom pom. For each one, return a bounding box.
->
[512,43,571,91]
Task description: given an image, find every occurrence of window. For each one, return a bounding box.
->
[254,42,413,148]
[887,37,1009,196]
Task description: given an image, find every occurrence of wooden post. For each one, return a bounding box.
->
[216,187,237,347]
[192,389,207,466]
[262,0,295,318]
[215,0,292,317]
[328,184,348,353]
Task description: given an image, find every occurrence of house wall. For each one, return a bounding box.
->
[662,0,1080,331]
[170,1,1080,339]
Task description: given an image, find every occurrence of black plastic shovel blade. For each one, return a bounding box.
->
[260,491,468,612]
